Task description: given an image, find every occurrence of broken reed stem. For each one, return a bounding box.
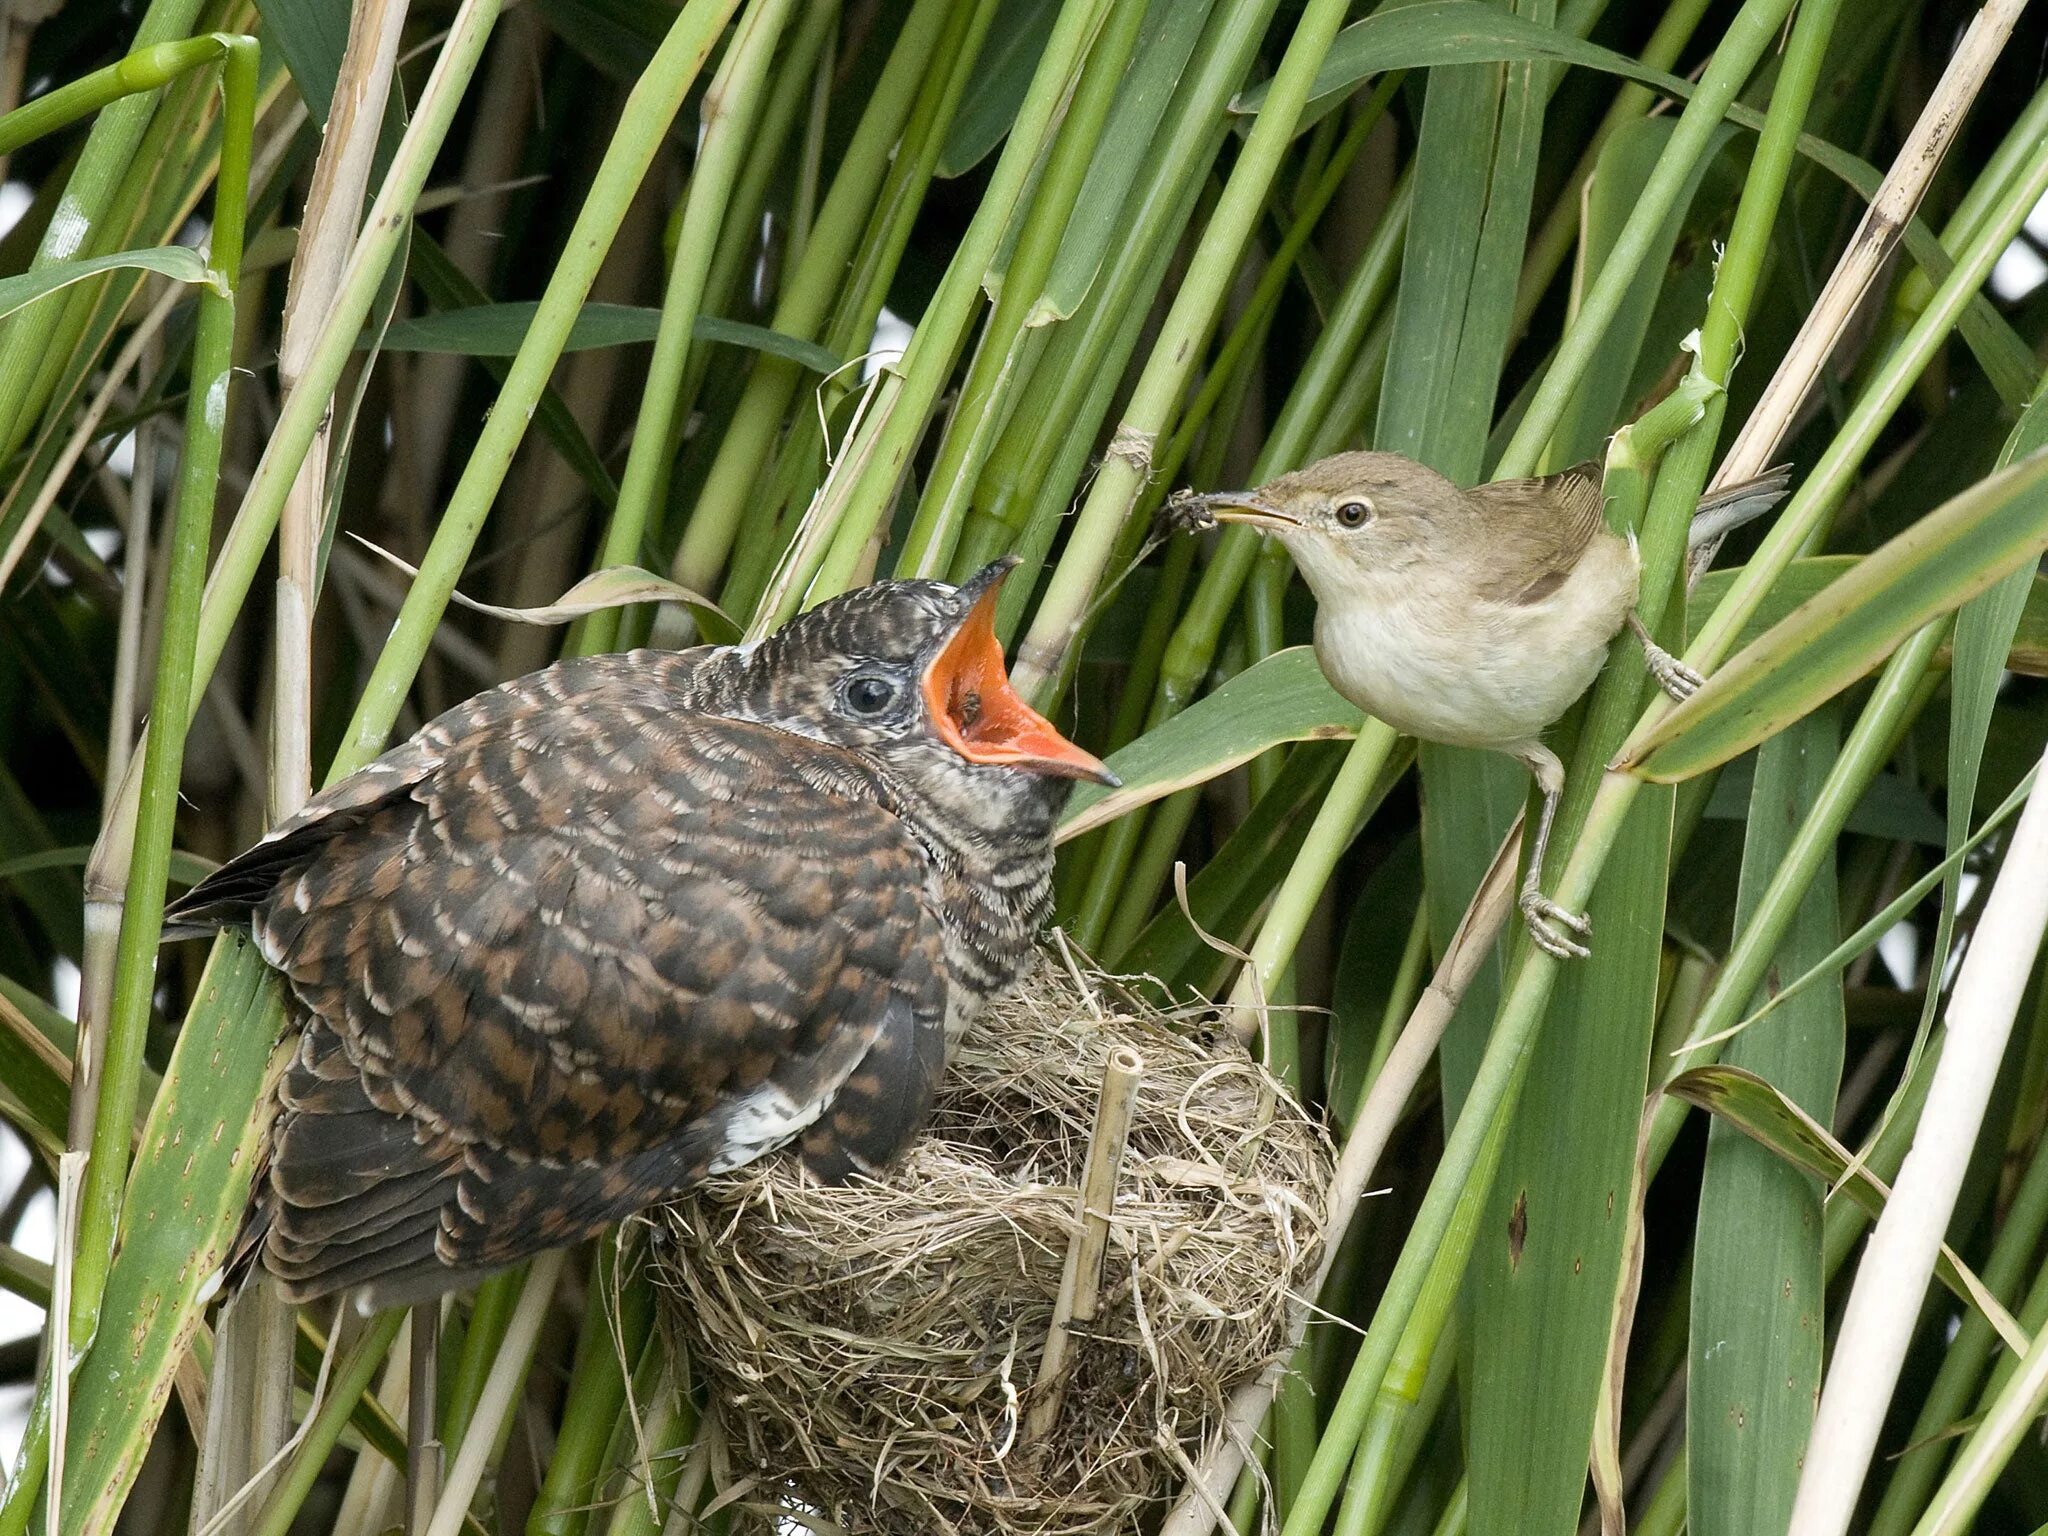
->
[46,1151,85,1536]
[405,1302,441,1536]
[422,1250,565,1536]
[1025,1044,1143,1445]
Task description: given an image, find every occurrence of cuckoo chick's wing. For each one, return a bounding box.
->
[207,689,947,1306]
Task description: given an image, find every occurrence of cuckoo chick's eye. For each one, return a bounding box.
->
[843,674,899,716]
[1335,499,1374,528]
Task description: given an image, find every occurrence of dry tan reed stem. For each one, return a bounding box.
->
[422,1249,566,1536]
[1025,1045,1144,1444]
[46,1151,85,1536]
[404,1304,441,1536]
[194,6,416,1531]
[1711,0,2025,494]
[272,0,410,820]
[1160,835,1519,1536]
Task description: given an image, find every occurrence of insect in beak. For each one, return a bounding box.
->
[1167,492,1302,534]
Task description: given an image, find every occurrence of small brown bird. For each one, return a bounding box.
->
[166,559,1113,1306]
[1170,453,1787,958]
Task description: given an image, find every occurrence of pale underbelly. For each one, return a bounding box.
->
[1314,602,1620,749]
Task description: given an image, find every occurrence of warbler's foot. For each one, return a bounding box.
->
[1643,641,1702,702]
[1520,885,1591,960]
[1626,612,1702,702]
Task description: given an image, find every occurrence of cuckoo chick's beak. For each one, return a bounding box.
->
[923,561,1118,785]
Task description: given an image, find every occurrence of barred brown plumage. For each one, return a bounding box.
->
[164,559,1114,1308]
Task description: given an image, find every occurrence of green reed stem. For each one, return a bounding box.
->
[337,0,744,773]
[671,0,959,599]
[893,0,1151,579]
[528,1250,656,1536]
[1495,0,1801,480]
[1649,620,1947,1157]
[1009,0,1351,704]
[1509,0,1716,344]
[1071,178,1408,935]
[0,36,225,157]
[664,0,840,479]
[1331,1264,1462,1536]
[774,0,1114,616]
[952,166,1210,588]
[574,0,798,657]
[599,1348,697,1536]
[68,31,254,1348]
[1224,722,1399,1033]
[246,1311,408,1536]
[439,1267,523,1454]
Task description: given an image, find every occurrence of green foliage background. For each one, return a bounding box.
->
[2,1,2048,1533]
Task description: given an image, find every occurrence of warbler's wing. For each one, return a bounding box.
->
[1467,459,1609,606]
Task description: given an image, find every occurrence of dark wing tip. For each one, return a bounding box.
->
[159,768,424,942]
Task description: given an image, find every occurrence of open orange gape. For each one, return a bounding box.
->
[921,569,1117,785]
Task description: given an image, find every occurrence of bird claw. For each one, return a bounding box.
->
[1520,887,1592,960]
[1644,642,1703,703]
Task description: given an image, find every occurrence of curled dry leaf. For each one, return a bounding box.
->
[350,534,737,642]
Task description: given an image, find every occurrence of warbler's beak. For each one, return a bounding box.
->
[923,558,1119,786]
[1196,494,1301,532]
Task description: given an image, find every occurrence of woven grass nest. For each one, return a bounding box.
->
[652,952,1333,1535]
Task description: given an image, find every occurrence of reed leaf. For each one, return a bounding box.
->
[1627,450,2048,780]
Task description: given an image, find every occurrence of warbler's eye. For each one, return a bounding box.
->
[1335,499,1373,528]
[843,674,899,716]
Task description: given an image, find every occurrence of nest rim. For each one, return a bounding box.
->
[652,955,1333,1536]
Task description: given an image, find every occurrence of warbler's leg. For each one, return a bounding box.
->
[1514,743,1591,960]
[1625,610,1702,702]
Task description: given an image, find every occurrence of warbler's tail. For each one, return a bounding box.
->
[1687,465,1793,551]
